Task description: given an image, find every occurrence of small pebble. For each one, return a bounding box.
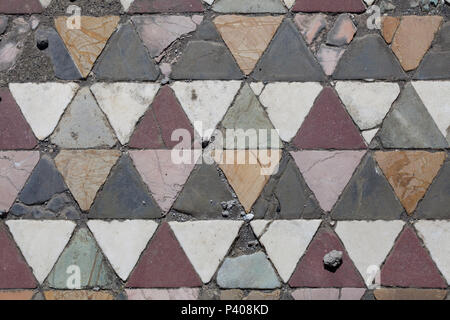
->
[323,250,343,269]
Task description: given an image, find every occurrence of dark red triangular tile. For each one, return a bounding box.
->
[129,86,195,149]
[129,0,204,13]
[126,223,202,288]
[293,0,366,12]
[0,88,37,150]
[0,223,37,289]
[289,228,365,288]
[293,87,366,150]
[381,227,447,288]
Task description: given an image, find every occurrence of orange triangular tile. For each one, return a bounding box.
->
[375,151,446,214]
[381,16,400,44]
[214,15,283,75]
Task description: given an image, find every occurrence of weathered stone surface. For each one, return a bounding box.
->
[259,82,323,142]
[0,16,7,34]
[173,164,234,218]
[36,27,82,80]
[129,86,195,149]
[294,14,327,44]
[335,82,400,130]
[43,290,114,300]
[214,15,283,75]
[89,155,162,219]
[340,288,366,300]
[375,151,446,214]
[220,289,244,300]
[51,87,117,148]
[47,227,119,289]
[254,220,321,282]
[94,22,159,81]
[327,14,356,46]
[127,223,202,287]
[292,151,366,212]
[333,34,406,80]
[217,252,281,289]
[331,153,405,220]
[171,41,243,80]
[126,288,200,300]
[253,20,325,81]
[291,288,340,300]
[90,83,160,145]
[293,0,366,12]
[54,16,120,78]
[381,227,446,288]
[129,0,204,13]
[0,17,31,72]
[88,220,158,281]
[381,16,400,44]
[374,288,447,300]
[0,290,35,300]
[415,51,450,80]
[0,0,43,14]
[391,16,442,71]
[169,221,243,283]
[245,290,281,300]
[132,15,200,58]
[289,228,365,288]
[316,45,345,76]
[212,0,286,13]
[55,150,121,211]
[378,83,448,149]
[6,220,75,283]
[9,83,79,140]
[293,87,366,150]
[0,88,37,150]
[19,155,67,206]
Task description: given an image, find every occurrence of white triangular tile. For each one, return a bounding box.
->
[250,82,265,96]
[9,83,79,140]
[250,220,271,238]
[169,220,243,283]
[39,0,52,8]
[203,0,215,4]
[87,220,158,281]
[362,128,379,144]
[283,0,295,8]
[171,81,242,140]
[90,83,160,145]
[259,82,322,142]
[120,0,134,11]
[6,220,76,283]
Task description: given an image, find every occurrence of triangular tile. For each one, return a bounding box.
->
[415,221,450,284]
[130,150,197,213]
[252,19,325,81]
[171,81,241,140]
[415,52,450,80]
[214,15,283,75]
[120,0,134,11]
[0,0,43,13]
[333,34,406,80]
[375,151,446,214]
[212,0,287,13]
[377,83,448,149]
[54,16,120,78]
[19,155,67,206]
[289,228,365,288]
[172,163,235,218]
[169,221,243,283]
[216,252,281,289]
[43,290,114,300]
[412,81,450,144]
[331,153,405,220]
[0,290,36,300]
[54,150,121,211]
[127,223,202,287]
[335,82,400,130]
[0,88,37,149]
[90,83,160,145]
[6,220,76,283]
[47,227,119,289]
[253,220,321,282]
[220,83,281,149]
[381,227,446,288]
[89,154,162,219]
[252,156,323,219]
[416,156,450,219]
[293,87,366,150]
[87,220,158,281]
[381,16,401,44]
[373,288,447,300]
[129,86,195,149]
[283,0,295,8]
[50,87,117,149]
[0,151,39,213]
[215,150,281,212]
[9,83,79,140]
[125,288,200,300]
[259,82,323,142]
[292,0,366,12]
[335,220,404,282]
[129,0,204,13]
[39,0,52,8]
[0,223,37,289]
[291,151,366,212]
[93,22,159,81]
[132,15,201,58]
